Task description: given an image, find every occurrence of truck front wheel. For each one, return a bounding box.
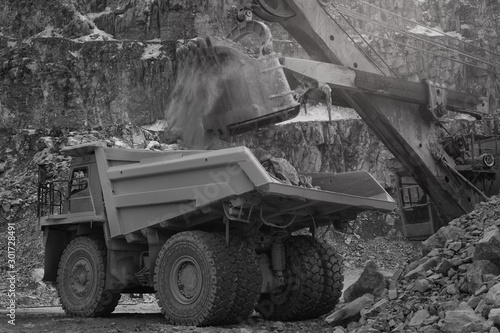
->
[154,231,237,326]
[57,236,120,317]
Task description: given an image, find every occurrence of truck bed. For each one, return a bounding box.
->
[60,142,396,238]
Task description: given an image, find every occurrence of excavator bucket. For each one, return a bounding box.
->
[169,22,299,140]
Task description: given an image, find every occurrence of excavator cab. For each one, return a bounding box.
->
[395,172,442,240]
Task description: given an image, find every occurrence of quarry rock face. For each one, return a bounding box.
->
[0,36,174,129]
[0,0,235,41]
[1,0,498,131]
[89,0,235,41]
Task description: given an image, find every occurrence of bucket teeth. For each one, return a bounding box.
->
[177,36,222,71]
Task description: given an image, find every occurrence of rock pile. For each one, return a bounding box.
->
[261,157,315,188]
[327,196,500,333]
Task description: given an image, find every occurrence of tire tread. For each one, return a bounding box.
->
[258,235,324,321]
[57,236,119,317]
[224,237,261,324]
[154,231,237,326]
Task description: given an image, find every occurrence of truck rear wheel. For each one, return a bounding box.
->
[257,235,323,321]
[309,238,344,317]
[154,231,237,326]
[57,236,120,317]
[224,236,262,324]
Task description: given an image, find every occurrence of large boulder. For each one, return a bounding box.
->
[485,282,500,307]
[404,257,443,280]
[442,302,487,333]
[413,278,432,293]
[262,157,300,186]
[465,260,500,293]
[361,298,388,319]
[472,226,500,266]
[408,309,430,327]
[325,294,375,325]
[435,258,454,276]
[422,225,465,255]
[343,261,388,302]
[489,308,500,326]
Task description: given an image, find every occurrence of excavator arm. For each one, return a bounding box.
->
[237,0,492,223]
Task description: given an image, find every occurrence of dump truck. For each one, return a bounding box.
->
[37,142,395,325]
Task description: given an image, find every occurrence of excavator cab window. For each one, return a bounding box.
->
[399,183,430,224]
[397,175,436,239]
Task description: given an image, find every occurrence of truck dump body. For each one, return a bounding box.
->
[52,142,394,238]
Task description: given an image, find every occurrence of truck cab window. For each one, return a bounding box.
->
[70,168,88,195]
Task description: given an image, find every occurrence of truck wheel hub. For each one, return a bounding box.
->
[171,256,202,304]
[70,258,92,297]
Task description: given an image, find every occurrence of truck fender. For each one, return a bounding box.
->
[42,228,71,282]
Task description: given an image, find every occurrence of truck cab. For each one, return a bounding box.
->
[38,153,105,226]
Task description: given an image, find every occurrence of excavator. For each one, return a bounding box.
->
[181,0,499,238]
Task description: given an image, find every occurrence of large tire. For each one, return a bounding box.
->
[154,231,237,326]
[256,235,323,321]
[309,238,344,317]
[224,236,262,324]
[57,236,120,317]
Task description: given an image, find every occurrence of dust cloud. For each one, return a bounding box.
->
[165,38,236,149]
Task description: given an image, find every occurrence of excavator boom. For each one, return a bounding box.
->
[238,0,494,228]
